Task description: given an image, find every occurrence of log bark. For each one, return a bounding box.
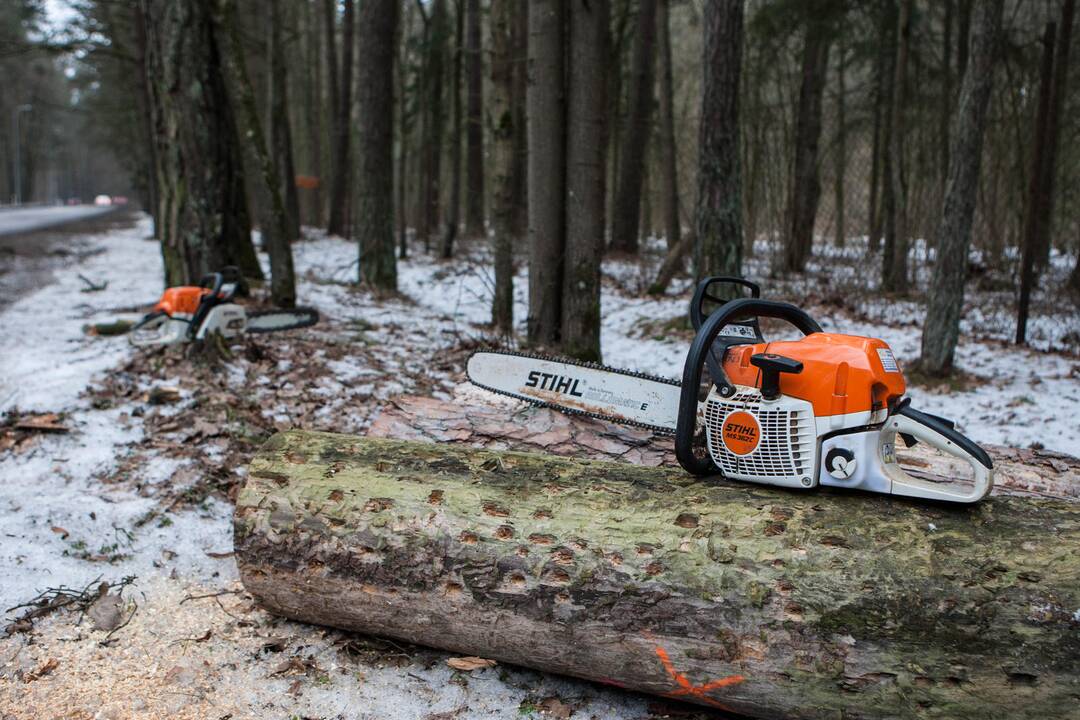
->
[237,428,1080,718]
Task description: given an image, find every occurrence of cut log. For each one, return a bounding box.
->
[235,430,1080,718]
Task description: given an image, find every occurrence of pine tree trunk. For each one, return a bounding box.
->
[526,0,566,346]
[326,0,354,237]
[561,0,608,363]
[695,0,744,280]
[1034,0,1075,270]
[417,0,448,251]
[1015,22,1057,346]
[464,0,485,238]
[396,2,412,261]
[657,0,680,254]
[237,431,1080,719]
[488,0,516,334]
[782,18,831,274]
[867,8,890,253]
[214,0,296,307]
[510,5,529,238]
[132,2,159,238]
[354,0,398,290]
[919,0,1002,375]
[143,0,261,287]
[882,0,912,293]
[609,0,657,254]
[303,0,324,228]
[267,0,301,243]
[833,40,846,248]
[440,0,465,260]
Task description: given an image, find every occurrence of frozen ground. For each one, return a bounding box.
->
[1,215,1078,718]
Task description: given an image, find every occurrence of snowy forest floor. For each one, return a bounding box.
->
[1,213,1078,719]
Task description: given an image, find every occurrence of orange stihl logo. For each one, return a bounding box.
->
[721,411,760,455]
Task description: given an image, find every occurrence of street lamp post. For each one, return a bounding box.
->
[12,104,32,205]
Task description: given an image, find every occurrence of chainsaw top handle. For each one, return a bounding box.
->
[690,276,761,331]
[187,271,228,340]
[675,298,824,476]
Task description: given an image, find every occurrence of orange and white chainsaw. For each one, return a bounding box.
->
[130,268,319,347]
[467,277,994,503]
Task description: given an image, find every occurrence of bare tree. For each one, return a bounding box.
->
[142,0,262,287]
[440,0,464,259]
[488,0,516,333]
[782,13,831,273]
[609,0,657,254]
[695,0,744,280]
[526,0,566,346]
[355,0,398,290]
[267,0,300,242]
[882,0,912,293]
[656,0,680,253]
[417,0,448,250]
[562,0,609,361]
[326,0,354,236]
[464,0,485,237]
[919,0,1003,375]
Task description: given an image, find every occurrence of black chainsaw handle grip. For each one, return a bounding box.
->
[187,271,227,340]
[675,298,824,476]
[690,276,762,331]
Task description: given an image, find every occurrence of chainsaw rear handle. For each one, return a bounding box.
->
[675,298,823,475]
[883,405,994,503]
[690,276,762,331]
[187,271,227,340]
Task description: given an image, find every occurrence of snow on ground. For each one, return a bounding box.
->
[1,215,1078,719]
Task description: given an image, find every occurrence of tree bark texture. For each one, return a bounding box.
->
[142,0,261,287]
[464,0,485,238]
[302,0,324,227]
[695,0,744,281]
[354,0,398,291]
[882,0,912,293]
[782,18,831,274]
[326,0,355,237]
[833,39,846,248]
[920,0,1002,375]
[237,430,1080,718]
[657,0,681,254]
[609,0,657,254]
[440,0,465,260]
[561,0,609,363]
[267,0,300,243]
[488,0,516,334]
[526,0,566,346]
[214,0,296,307]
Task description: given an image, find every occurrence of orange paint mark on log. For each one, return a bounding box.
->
[654,645,745,710]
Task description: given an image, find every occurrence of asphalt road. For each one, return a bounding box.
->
[0,204,118,237]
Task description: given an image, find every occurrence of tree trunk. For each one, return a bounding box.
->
[657,0,680,254]
[1015,22,1057,346]
[303,0,324,228]
[510,4,529,238]
[561,0,608,363]
[609,0,657,254]
[142,0,261,287]
[464,0,485,238]
[326,0,354,237]
[440,0,465,260]
[237,430,1080,719]
[882,0,912,293]
[919,0,1002,376]
[267,0,301,243]
[526,0,566,346]
[354,0,398,290]
[396,1,411,260]
[132,2,159,238]
[418,0,448,251]
[648,230,692,295]
[214,0,296,307]
[1035,0,1075,270]
[488,0,516,334]
[695,0,744,280]
[833,39,846,248]
[867,7,891,253]
[782,17,831,274]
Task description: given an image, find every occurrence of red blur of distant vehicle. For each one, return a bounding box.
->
[94,195,112,206]
[66,197,81,206]
[112,196,128,205]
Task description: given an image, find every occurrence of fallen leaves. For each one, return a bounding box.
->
[23,657,59,683]
[445,656,497,672]
[88,592,125,632]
